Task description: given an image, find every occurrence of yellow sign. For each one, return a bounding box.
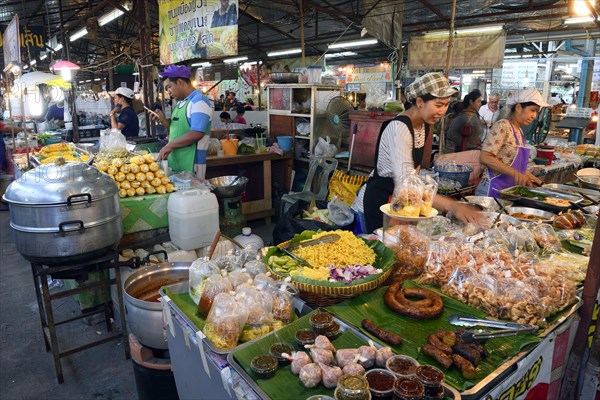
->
[158,0,239,64]
[346,65,392,83]
[408,31,506,70]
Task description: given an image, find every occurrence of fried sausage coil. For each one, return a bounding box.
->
[427,334,452,354]
[384,283,444,320]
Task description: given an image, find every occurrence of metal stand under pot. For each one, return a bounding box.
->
[208,176,249,238]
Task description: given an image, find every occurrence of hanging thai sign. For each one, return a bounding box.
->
[500,61,538,89]
[158,0,239,64]
[408,31,506,69]
[3,15,20,72]
[0,26,46,52]
[346,64,392,83]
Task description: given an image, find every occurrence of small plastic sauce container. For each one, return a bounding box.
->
[335,374,371,400]
[309,311,334,331]
[385,355,419,378]
[269,342,294,366]
[392,377,424,400]
[250,354,278,379]
[295,328,317,347]
[364,368,396,399]
[320,321,342,339]
[415,365,444,399]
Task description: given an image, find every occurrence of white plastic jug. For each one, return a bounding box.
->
[168,189,219,251]
[233,227,265,254]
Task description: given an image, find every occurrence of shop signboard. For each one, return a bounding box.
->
[0,26,46,53]
[346,65,392,84]
[158,0,239,64]
[408,31,505,69]
[2,15,20,72]
[500,61,538,90]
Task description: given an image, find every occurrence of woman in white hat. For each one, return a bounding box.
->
[475,88,547,197]
[354,72,481,233]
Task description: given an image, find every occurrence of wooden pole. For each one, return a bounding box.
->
[444,0,457,77]
[299,0,306,67]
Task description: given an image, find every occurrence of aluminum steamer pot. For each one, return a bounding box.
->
[2,161,122,265]
[123,262,190,349]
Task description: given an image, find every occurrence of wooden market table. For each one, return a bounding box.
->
[529,161,583,184]
[206,152,293,223]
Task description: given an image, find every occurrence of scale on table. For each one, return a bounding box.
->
[208,176,249,237]
[555,106,593,144]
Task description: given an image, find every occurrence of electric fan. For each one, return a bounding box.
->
[325,96,354,148]
[526,108,552,145]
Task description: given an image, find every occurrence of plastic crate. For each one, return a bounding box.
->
[435,166,473,188]
[169,175,191,191]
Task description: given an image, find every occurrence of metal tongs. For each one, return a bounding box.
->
[449,314,539,343]
[281,234,341,268]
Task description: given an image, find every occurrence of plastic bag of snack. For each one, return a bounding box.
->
[198,273,233,317]
[189,257,220,305]
[228,269,252,288]
[420,175,438,217]
[506,225,540,256]
[235,285,273,342]
[390,174,424,217]
[420,237,470,286]
[203,293,249,349]
[383,224,430,282]
[441,265,476,303]
[272,282,298,324]
[529,223,562,253]
[495,278,545,326]
[416,215,453,238]
[245,255,267,277]
[465,272,498,317]
[215,249,243,271]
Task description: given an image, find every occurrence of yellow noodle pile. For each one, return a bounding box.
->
[292,230,376,268]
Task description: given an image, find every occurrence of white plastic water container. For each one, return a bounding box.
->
[233,227,265,254]
[168,188,219,251]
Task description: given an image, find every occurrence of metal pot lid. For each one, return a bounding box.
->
[3,162,118,205]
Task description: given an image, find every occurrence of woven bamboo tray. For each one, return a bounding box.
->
[267,238,394,307]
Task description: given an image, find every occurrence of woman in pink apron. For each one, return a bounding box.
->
[476,89,547,197]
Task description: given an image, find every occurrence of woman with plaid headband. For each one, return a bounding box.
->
[354,72,482,233]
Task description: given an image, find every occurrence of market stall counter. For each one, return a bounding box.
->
[206,152,293,223]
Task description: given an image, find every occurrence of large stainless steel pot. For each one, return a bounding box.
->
[2,161,122,265]
[123,262,190,349]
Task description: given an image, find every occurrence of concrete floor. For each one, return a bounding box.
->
[0,205,275,400]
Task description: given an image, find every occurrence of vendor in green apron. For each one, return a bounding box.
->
[152,65,212,177]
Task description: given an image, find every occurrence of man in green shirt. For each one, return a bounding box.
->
[152,65,212,176]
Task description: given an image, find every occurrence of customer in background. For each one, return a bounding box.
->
[151,65,212,177]
[215,94,225,111]
[476,88,546,197]
[354,72,482,233]
[233,106,247,124]
[443,90,485,153]
[110,87,139,138]
[220,112,232,123]
[479,93,500,138]
[224,91,240,111]
[45,100,65,128]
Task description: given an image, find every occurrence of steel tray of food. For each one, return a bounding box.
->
[505,206,557,223]
[498,186,583,212]
[542,184,599,203]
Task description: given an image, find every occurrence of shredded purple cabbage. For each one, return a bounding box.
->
[327,264,382,283]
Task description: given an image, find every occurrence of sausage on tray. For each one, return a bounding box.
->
[452,354,477,379]
[422,344,453,369]
[452,343,481,366]
[361,319,403,346]
[427,334,452,355]
[436,329,457,347]
[384,283,444,320]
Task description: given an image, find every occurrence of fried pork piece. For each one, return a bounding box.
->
[358,345,376,368]
[336,348,359,368]
[342,362,365,376]
[318,362,343,389]
[291,351,311,375]
[299,363,322,388]
[310,347,334,365]
[314,335,336,352]
[375,347,394,367]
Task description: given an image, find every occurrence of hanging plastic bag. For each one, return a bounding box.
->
[99,128,127,150]
[314,136,337,157]
[327,196,355,226]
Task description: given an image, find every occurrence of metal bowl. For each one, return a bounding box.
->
[270,72,300,84]
[505,206,557,223]
[209,175,249,198]
[578,176,600,191]
[464,196,513,212]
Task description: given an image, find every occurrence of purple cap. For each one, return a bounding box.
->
[160,65,192,79]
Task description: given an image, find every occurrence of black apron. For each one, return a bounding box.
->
[363,115,428,233]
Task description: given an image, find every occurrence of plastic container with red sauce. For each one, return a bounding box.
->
[392,377,424,400]
[415,365,445,399]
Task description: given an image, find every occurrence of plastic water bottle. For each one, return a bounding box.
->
[233,228,265,255]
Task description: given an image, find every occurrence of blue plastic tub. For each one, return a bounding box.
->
[277,136,293,152]
[434,166,473,188]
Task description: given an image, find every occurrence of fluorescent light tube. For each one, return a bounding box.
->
[224,56,248,63]
[564,16,595,24]
[99,3,131,26]
[54,43,63,51]
[328,39,377,49]
[94,78,101,81]
[70,28,88,42]
[325,51,357,58]
[40,53,47,60]
[191,62,212,67]
[425,25,503,36]
[267,48,302,57]
[30,60,37,66]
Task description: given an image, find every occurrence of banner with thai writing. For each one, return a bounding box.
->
[2,15,20,71]
[0,26,46,53]
[158,0,238,65]
[346,64,392,83]
[408,31,506,70]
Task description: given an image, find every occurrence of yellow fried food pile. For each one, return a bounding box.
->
[94,152,175,198]
[37,143,89,164]
[292,230,376,269]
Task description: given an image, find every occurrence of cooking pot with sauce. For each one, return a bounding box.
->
[123,261,190,349]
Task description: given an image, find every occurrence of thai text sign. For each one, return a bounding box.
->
[408,31,506,69]
[346,65,392,83]
[0,26,46,52]
[158,0,238,64]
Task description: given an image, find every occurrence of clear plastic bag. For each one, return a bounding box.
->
[203,293,249,349]
[197,273,233,317]
[383,225,429,282]
[207,138,221,156]
[228,269,252,288]
[327,196,355,226]
[529,223,562,253]
[466,273,498,317]
[215,249,243,272]
[420,237,477,286]
[416,216,453,238]
[313,137,337,157]
[99,128,127,150]
[272,282,298,324]
[420,175,438,217]
[495,278,544,325]
[390,174,424,217]
[244,256,267,277]
[188,257,220,305]
[506,225,540,256]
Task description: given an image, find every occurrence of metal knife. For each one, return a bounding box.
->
[449,314,538,331]
[286,234,340,252]
[280,247,315,268]
[459,327,539,343]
